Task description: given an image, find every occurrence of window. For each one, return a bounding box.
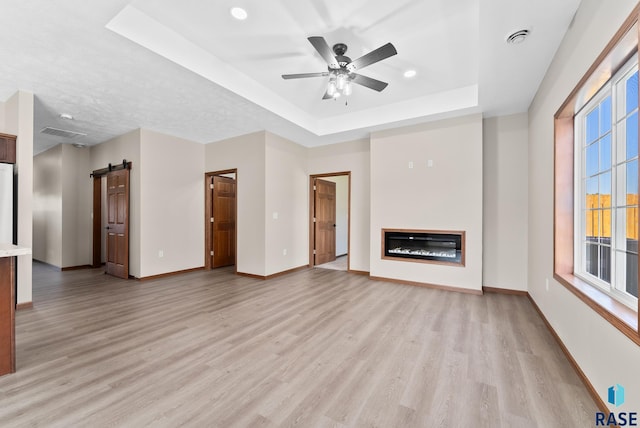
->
[574,58,639,309]
[554,7,640,344]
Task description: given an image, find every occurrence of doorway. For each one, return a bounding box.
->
[91,162,131,279]
[205,169,237,270]
[309,172,350,271]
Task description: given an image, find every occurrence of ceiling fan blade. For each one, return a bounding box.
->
[308,36,340,69]
[351,74,389,92]
[282,72,330,79]
[347,43,397,72]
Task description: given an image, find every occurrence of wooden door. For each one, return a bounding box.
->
[106,169,129,279]
[314,178,336,265]
[212,175,236,268]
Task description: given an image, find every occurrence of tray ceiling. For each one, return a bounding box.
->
[0,0,581,153]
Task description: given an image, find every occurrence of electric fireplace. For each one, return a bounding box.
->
[382,229,465,266]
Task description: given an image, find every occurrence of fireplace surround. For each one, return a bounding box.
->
[382,229,465,266]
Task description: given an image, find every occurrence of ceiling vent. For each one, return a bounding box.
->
[506,29,530,44]
[40,127,87,139]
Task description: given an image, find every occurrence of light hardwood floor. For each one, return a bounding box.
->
[0,262,597,427]
[316,255,348,271]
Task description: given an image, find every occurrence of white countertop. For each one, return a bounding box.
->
[0,244,32,258]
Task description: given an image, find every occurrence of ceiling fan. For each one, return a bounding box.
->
[282,36,397,100]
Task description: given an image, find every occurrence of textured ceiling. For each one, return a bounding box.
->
[0,0,581,154]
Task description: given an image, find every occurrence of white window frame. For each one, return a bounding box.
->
[574,55,639,310]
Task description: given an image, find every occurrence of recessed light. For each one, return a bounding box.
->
[59,113,74,120]
[230,7,248,20]
[403,69,417,78]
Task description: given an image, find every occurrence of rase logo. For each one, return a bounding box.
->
[610,384,626,407]
[596,384,637,426]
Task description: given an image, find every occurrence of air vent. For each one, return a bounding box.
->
[506,29,530,44]
[40,127,87,139]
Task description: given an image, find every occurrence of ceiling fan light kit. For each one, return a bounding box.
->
[282,36,397,101]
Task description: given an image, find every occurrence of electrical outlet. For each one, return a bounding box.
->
[283,249,287,256]
[158,250,164,258]
[428,159,434,167]
[408,161,414,169]
[545,278,549,291]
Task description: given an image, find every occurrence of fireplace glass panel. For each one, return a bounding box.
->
[383,230,463,264]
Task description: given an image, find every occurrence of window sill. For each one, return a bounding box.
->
[555,272,639,345]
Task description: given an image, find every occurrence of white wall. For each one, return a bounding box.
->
[308,139,370,272]
[323,175,349,257]
[205,131,266,276]
[90,130,142,277]
[61,144,91,268]
[370,114,483,292]
[32,145,62,266]
[205,134,369,276]
[528,0,640,410]
[33,144,95,269]
[4,91,33,305]
[90,128,204,278]
[483,114,528,290]
[139,129,204,277]
[264,132,308,276]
